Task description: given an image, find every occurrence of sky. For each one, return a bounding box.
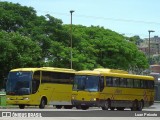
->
[1,0,160,38]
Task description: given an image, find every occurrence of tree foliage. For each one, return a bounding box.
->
[0,31,41,88]
[0,1,149,88]
[64,25,148,71]
[128,35,143,45]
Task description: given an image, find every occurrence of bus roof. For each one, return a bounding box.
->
[104,72,154,80]
[10,68,38,72]
[76,69,154,81]
[10,67,76,73]
[41,67,75,73]
[94,68,128,74]
[94,68,153,80]
[76,70,100,76]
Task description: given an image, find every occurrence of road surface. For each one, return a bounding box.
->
[0,102,159,120]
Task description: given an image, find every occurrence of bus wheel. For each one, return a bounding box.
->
[116,107,125,111]
[137,101,143,111]
[39,98,46,109]
[81,106,89,110]
[110,107,115,111]
[56,105,62,109]
[131,100,138,111]
[64,105,73,109]
[76,106,81,109]
[19,105,25,109]
[102,101,109,110]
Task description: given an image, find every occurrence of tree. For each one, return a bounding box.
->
[0,2,37,32]
[0,31,42,88]
[64,25,149,71]
[129,35,143,45]
[0,1,149,85]
[0,1,70,67]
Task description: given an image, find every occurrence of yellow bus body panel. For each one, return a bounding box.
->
[7,67,75,106]
[72,69,155,108]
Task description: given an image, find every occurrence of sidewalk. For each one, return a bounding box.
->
[154,101,160,103]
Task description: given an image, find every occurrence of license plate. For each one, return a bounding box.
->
[81,103,85,105]
[15,101,19,104]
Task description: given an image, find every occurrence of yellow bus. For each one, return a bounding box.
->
[6,67,75,109]
[71,68,155,111]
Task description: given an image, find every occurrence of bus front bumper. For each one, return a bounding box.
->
[71,100,103,107]
[6,99,31,105]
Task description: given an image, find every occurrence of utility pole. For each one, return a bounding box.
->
[148,30,155,64]
[70,10,74,69]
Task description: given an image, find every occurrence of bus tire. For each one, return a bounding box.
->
[137,101,143,111]
[110,107,115,111]
[76,106,81,109]
[39,98,46,109]
[19,105,25,109]
[102,101,109,110]
[116,107,125,111]
[64,105,73,109]
[81,106,89,110]
[131,100,138,111]
[56,105,62,109]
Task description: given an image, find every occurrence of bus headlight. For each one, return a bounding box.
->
[91,98,99,101]
[91,98,96,101]
[7,98,10,100]
[72,96,75,100]
[23,97,29,100]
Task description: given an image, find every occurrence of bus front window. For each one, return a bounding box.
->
[73,76,86,91]
[85,76,99,92]
[73,75,99,92]
[6,71,32,95]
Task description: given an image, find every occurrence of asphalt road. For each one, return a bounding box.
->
[0,103,159,120]
[1,102,160,111]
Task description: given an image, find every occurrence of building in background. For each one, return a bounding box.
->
[138,36,160,56]
[150,65,160,101]
[137,36,160,101]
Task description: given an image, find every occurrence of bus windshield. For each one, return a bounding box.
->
[6,71,32,95]
[73,75,99,92]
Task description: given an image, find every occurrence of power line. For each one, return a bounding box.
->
[37,10,160,25]
[77,14,160,25]
[36,10,159,38]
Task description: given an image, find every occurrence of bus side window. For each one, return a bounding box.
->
[148,81,154,89]
[140,80,144,88]
[127,79,133,88]
[69,74,74,84]
[143,81,148,88]
[119,78,127,87]
[151,81,154,89]
[106,77,112,87]
[100,77,104,92]
[113,77,119,87]
[32,71,40,94]
[134,79,140,88]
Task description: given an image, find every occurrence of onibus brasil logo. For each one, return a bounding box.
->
[2,112,42,117]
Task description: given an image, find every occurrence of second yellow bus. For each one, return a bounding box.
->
[71,68,155,111]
